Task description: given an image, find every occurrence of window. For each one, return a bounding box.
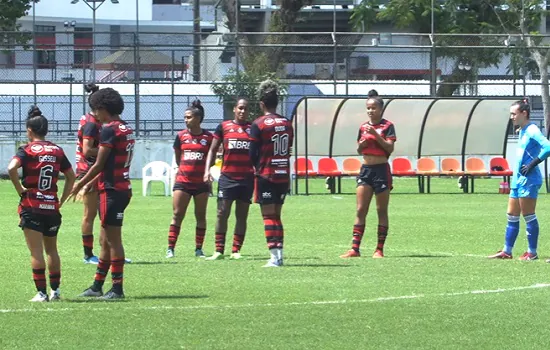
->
[74,27,92,40]
[34,25,55,38]
[153,0,182,4]
[74,50,92,67]
[35,50,56,69]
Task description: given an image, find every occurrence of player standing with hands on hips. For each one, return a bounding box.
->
[249,80,294,267]
[66,87,135,300]
[489,99,550,261]
[341,94,396,259]
[8,106,76,302]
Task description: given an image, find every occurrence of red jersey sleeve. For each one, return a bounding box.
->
[99,125,116,148]
[82,121,99,140]
[213,123,223,140]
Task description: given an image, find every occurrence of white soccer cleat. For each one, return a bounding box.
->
[166,249,175,259]
[205,252,224,261]
[262,259,283,268]
[230,252,242,260]
[49,289,61,301]
[30,291,49,302]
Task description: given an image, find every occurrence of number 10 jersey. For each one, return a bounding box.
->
[98,120,135,192]
[249,114,294,184]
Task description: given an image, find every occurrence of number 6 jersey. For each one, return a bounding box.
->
[249,114,294,183]
[98,120,135,192]
[14,141,72,214]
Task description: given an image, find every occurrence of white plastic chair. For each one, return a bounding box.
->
[142,161,171,196]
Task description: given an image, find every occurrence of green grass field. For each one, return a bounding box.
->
[2,177,550,349]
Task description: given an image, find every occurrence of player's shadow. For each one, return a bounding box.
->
[132,295,208,300]
[65,298,131,303]
[128,261,179,265]
[396,254,453,258]
[284,264,350,268]
[245,255,321,261]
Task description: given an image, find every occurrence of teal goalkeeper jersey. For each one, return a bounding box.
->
[512,122,550,189]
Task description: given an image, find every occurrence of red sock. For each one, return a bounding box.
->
[351,224,365,252]
[232,233,245,253]
[49,271,61,291]
[168,224,181,250]
[111,258,124,294]
[377,225,388,251]
[263,215,283,249]
[82,234,94,257]
[215,232,226,254]
[32,268,47,293]
[93,259,110,291]
[195,227,206,250]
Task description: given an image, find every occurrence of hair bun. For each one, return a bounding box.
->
[84,83,99,94]
[191,99,202,108]
[368,89,379,97]
[27,105,42,118]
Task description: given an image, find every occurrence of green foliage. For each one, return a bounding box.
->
[211,69,287,121]
[0,0,33,48]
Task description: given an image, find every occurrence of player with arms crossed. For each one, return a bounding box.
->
[489,99,550,261]
[249,80,294,267]
[76,83,102,264]
[8,106,76,302]
[166,100,213,258]
[340,95,396,259]
[67,87,134,300]
[204,98,254,260]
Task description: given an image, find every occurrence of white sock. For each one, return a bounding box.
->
[277,248,283,261]
[269,248,278,261]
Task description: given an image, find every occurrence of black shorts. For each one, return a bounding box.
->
[99,190,131,227]
[173,182,210,197]
[254,176,289,205]
[218,173,254,204]
[19,210,62,237]
[356,163,393,193]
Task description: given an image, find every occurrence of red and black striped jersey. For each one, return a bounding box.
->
[214,120,254,181]
[173,129,213,184]
[357,119,396,157]
[98,120,135,192]
[14,141,72,215]
[249,114,294,183]
[76,113,101,176]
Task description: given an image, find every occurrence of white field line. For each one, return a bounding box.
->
[1,283,549,314]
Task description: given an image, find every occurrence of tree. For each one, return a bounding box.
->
[213,0,312,119]
[0,0,33,50]
[349,0,541,97]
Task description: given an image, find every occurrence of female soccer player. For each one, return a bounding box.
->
[488,99,550,261]
[166,100,213,258]
[340,95,396,259]
[204,98,254,260]
[76,83,101,264]
[8,106,76,302]
[249,80,294,267]
[67,87,134,300]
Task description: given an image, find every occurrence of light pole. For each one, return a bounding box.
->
[63,20,76,79]
[70,0,119,82]
[457,60,472,95]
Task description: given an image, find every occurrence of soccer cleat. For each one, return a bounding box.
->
[230,252,242,260]
[78,287,103,297]
[166,249,175,259]
[29,291,49,302]
[263,259,283,267]
[372,249,384,258]
[519,252,538,261]
[124,258,132,264]
[205,252,224,261]
[83,255,99,265]
[99,289,125,300]
[195,249,205,258]
[487,250,513,259]
[340,249,361,258]
[49,289,61,301]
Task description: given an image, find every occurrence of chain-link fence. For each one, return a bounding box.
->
[0,31,548,138]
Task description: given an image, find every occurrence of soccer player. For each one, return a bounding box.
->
[204,98,254,260]
[249,80,294,267]
[488,99,550,261]
[76,83,101,264]
[166,100,213,258]
[67,87,134,300]
[340,95,396,259]
[7,106,76,302]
